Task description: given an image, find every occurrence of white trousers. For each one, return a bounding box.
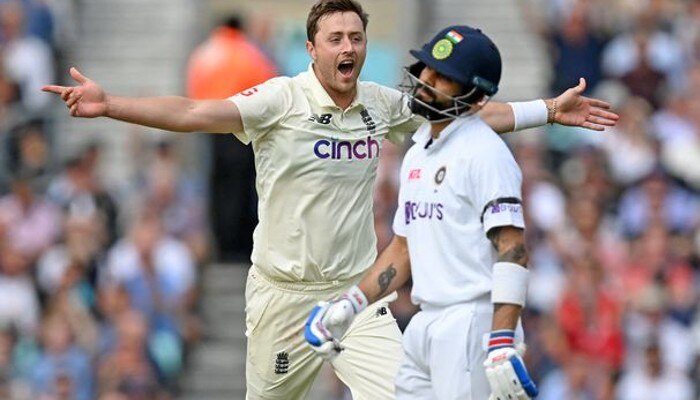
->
[244,266,403,400]
[395,299,524,400]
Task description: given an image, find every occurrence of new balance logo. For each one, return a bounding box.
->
[309,113,332,125]
[376,306,387,317]
[275,352,289,374]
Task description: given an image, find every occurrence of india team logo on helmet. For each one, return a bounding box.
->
[399,25,502,122]
[432,39,453,60]
[415,25,500,95]
[431,30,464,60]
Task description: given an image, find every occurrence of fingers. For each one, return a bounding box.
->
[70,67,89,84]
[583,96,611,110]
[565,77,586,96]
[589,107,619,122]
[485,368,506,400]
[60,87,73,102]
[489,362,532,400]
[581,122,605,131]
[330,338,344,354]
[311,341,341,361]
[581,118,618,130]
[43,67,89,95]
[66,92,80,108]
[587,114,617,127]
[41,85,68,94]
[45,84,86,119]
[501,364,523,397]
[585,108,619,130]
[494,365,517,400]
[42,83,82,117]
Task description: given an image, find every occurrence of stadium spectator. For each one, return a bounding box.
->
[186,14,278,263]
[0,171,61,262]
[102,207,196,381]
[0,241,40,338]
[139,140,209,264]
[31,313,93,400]
[616,340,694,400]
[0,0,54,115]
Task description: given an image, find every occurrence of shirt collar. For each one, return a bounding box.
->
[411,114,478,149]
[301,63,365,110]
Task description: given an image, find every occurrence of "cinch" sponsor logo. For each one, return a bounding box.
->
[313,136,380,160]
[404,201,444,225]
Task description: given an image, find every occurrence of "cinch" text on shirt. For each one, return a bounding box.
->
[313,136,380,160]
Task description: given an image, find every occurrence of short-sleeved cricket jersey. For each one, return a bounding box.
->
[392,115,525,309]
[229,65,421,282]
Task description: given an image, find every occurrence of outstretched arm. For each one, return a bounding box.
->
[43,67,242,133]
[480,77,619,133]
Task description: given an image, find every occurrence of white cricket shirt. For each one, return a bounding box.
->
[229,65,421,282]
[392,115,525,309]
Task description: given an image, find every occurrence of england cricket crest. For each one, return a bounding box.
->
[274,351,289,374]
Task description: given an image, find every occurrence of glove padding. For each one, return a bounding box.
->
[304,286,367,360]
[484,332,538,400]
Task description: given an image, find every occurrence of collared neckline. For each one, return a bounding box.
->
[411,114,478,150]
[301,63,365,110]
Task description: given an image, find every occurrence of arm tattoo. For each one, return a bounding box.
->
[377,264,397,297]
[498,243,528,266]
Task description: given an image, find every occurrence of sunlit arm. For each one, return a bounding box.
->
[357,235,412,303]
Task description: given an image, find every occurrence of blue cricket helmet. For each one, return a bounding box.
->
[410,25,501,96]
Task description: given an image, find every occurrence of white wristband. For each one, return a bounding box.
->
[508,100,548,131]
[491,262,530,306]
[343,285,369,314]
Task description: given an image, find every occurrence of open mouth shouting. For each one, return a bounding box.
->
[337,59,355,79]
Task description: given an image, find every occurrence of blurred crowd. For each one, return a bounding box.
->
[4,0,700,398]
[379,1,700,399]
[523,1,700,398]
[0,1,209,399]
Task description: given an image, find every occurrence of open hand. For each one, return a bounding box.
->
[553,78,619,131]
[42,67,108,118]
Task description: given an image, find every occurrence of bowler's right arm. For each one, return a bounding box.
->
[43,67,243,134]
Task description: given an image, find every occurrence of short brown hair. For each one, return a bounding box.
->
[306,0,369,43]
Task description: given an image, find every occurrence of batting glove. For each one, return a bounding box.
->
[304,285,368,360]
[484,330,538,400]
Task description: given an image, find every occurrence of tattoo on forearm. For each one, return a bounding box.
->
[377,265,397,297]
[499,243,528,266]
